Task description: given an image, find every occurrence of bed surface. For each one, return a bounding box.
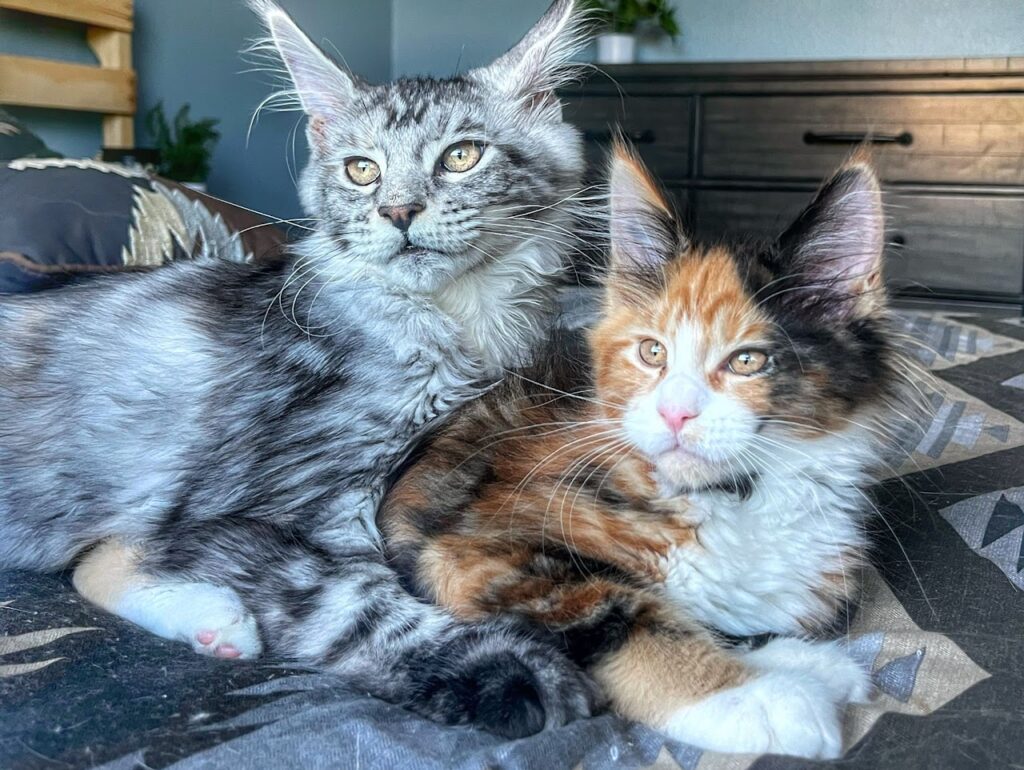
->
[3,302,1023,770]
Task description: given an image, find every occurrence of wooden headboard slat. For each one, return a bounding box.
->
[86,29,134,148]
[0,0,132,32]
[0,0,136,149]
[0,54,134,115]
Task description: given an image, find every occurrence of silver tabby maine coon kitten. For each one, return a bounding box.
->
[0,0,600,737]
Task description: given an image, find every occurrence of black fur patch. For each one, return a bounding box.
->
[555,600,635,667]
[455,653,546,739]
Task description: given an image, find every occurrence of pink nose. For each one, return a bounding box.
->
[658,404,697,433]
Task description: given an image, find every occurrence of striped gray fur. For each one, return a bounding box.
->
[0,0,598,736]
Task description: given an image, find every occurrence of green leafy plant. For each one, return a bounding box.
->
[145,102,220,183]
[580,0,680,39]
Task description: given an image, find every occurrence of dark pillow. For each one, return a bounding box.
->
[0,159,288,293]
[0,108,62,160]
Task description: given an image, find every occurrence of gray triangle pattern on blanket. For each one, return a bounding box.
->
[941,487,1024,589]
[874,649,927,704]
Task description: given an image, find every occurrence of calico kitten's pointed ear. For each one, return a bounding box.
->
[472,0,592,108]
[608,141,684,274]
[249,1,358,126]
[778,156,885,313]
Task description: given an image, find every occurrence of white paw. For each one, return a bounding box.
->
[189,602,262,660]
[664,639,868,759]
[665,671,842,758]
[745,637,873,704]
[117,582,263,660]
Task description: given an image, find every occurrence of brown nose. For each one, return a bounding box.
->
[378,203,424,232]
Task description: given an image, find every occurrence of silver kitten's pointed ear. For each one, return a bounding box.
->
[248,0,357,119]
[608,141,683,273]
[779,154,885,303]
[472,0,593,105]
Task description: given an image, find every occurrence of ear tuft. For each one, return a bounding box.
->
[608,140,683,273]
[246,0,358,122]
[472,0,594,106]
[778,157,885,309]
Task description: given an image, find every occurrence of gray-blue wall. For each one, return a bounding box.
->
[391,0,1024,74]
[1,0,392,219]
[133,0,390,220]
[391,0,551,77]
[640,0,1024,62]
[0,11,102,159]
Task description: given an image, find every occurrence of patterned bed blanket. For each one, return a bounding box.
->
[3,308,1023,770]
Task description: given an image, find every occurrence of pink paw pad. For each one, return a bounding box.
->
[186,605,262,660]
[196,630,217,646]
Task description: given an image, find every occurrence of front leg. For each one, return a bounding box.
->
[535,508,698,585]
[381,290,486,426]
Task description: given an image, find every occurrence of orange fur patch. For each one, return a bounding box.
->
[593,245,775,423]
[593,625,749,727]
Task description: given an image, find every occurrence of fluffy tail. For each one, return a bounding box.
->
[371,614,599,737]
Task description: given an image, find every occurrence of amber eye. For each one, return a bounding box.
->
[727,350,769,376]
[441,140,483,173]
[345,157,380,186]
[638,338,667,368]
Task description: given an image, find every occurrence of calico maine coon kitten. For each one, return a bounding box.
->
[0,0,601,737]
[382,144,907,757]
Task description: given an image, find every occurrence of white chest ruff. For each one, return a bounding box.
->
[434,240,563,373]
[661,445,871,636]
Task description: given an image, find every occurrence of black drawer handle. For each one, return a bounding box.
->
[583,129,656,145]
[803,131,913,147]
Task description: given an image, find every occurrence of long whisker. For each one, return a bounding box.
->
[502,371,624,410]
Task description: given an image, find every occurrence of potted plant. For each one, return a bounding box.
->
[145,102,220,192]
[581,0,680,64]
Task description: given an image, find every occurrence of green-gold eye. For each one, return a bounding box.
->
[639,338,667,367]
[727,350,769,376]
[441,141,483,173]
[345,157,380,185]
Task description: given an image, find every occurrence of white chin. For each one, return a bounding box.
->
[654,447,724,491]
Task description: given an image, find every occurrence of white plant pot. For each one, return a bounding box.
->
[596,33,636,64]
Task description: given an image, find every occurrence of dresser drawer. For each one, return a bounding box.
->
[693,189,805,242]
[885,194,1024,296]
[564,95,692,179]
[702,95,1024,185]
[694,189,1024,297]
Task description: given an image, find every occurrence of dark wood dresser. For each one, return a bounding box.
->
[562,58,1024,308]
